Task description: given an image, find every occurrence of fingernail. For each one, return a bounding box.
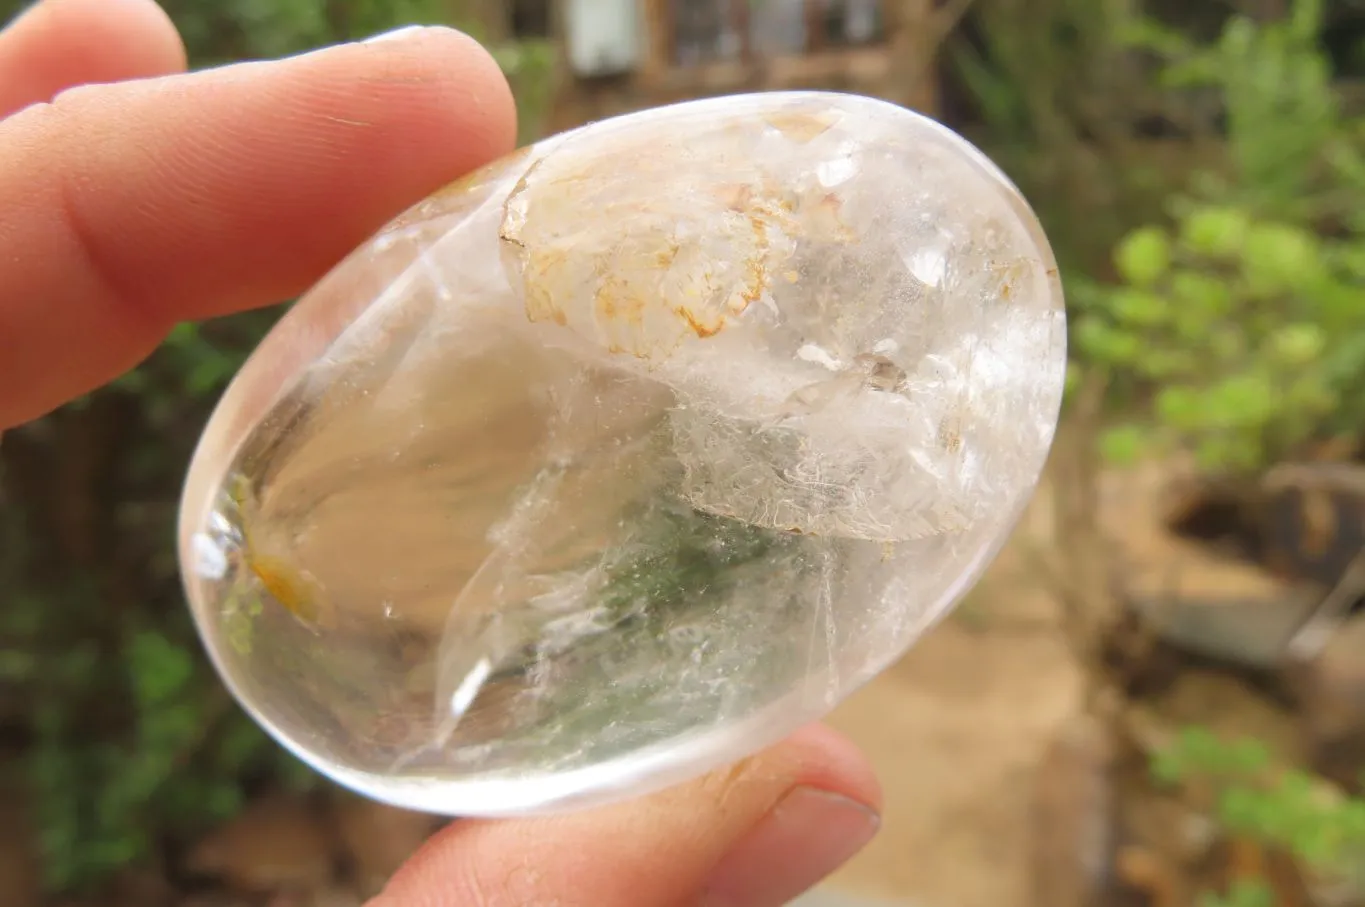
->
[363,25,431,44]
[702,786,881,907]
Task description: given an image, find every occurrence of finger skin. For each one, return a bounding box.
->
[0,27,517,429]
[370,725,882,907]
[0,0,187,116]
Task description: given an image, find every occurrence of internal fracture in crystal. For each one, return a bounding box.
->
[178,91,1068,817]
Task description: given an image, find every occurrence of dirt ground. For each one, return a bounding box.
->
[818,485,1084,907]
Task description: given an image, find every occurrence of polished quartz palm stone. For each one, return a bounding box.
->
[179,91,1067,817]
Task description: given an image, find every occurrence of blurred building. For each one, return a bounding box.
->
[485,0,941,131]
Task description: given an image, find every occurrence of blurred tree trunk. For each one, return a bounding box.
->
[462,0,510,41]
[325,0,350,36]
[885,0,955,115]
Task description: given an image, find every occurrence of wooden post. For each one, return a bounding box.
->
[884,0,940,116]
[460,0,509,42]
[543,0,582,135]
[732,0,754,64]
[804,0,826,53]
[639,0,673,78]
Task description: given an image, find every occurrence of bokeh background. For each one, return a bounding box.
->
[3,1,1365,906]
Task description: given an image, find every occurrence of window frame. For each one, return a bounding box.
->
[653,0,887,68]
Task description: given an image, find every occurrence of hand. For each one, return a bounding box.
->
[0,1,883,904]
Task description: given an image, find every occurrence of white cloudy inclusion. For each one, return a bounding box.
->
[178,92,1067,817]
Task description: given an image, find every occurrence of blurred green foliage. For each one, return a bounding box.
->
[1198,882,1277,907]
[0,0,553,893]
[954,4,1365,903]
[951,0,1170,278]
[1066,0,1365,473]
[1153,726,1365,902]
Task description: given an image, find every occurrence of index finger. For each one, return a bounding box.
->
[0,27,516,429]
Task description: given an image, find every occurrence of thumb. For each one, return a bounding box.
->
[367,725,881,907]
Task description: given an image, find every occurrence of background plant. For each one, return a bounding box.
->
[1071,0,1365,474]
[959,4,1365,904]
[1152,726,1365,904]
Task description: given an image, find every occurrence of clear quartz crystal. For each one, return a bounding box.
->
[178,91,1067,817]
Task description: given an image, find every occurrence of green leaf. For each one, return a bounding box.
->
[1110,288,1170,327]
[1339,799,1365,841]
[1241,222,1324,296]
[1195,434,1263,472]
[1063,361,1084,399]
[1143,349,1198,379]
[1099,424,1148,466]
[1116,18,1196,57]
[1154,386,1206,431]
[1179,207,1250,258]
[203,782,245,822]
[1115,226,1173,288]
[1288,0,1325,43]
[1218,785,1270,836]
[1074,318,1144,365]
[1268,323,1327,365]
[1205,373,1277,428]
[1225,738,1271,774]
[1160,55,1223,88]
[1222,879,1276,907]
[1150,747,1187,786]
[1169,270,1233,318]
[126,631,195,705]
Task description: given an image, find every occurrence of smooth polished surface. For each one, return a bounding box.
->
[179,91,1067,817]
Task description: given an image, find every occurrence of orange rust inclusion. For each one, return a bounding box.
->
[762,110,838,143]
[248,554,322,624]
[499,137,857,360]
[681,308,725,339]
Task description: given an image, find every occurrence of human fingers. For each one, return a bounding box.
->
[0,0,187,116]
[370,724,882,907]
[0,25,516,429]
